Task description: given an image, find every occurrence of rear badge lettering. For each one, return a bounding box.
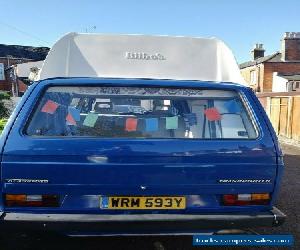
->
[218,179,271,183]
[125,52,166,61]
[5,179,49,184]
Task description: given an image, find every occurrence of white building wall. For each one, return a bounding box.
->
[272,72,288,92]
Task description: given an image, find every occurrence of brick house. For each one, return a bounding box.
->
[0,44,49,96]
[240,32,300,92]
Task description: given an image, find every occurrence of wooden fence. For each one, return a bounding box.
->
[257,92,300,143]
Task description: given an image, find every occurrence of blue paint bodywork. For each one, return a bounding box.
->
[0,78,284,232]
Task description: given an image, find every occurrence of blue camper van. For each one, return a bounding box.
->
[0,34,285,235]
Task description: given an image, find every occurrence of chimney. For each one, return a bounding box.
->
[251,43,265,60]
[281,32,300,61]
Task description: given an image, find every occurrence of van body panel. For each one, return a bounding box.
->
[0,78,285,233]
[0,83,38,211]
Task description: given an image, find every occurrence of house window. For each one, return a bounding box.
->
[291,81,300,91]
[250,70,257,85]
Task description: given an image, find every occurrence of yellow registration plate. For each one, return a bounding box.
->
[100,196,186,209]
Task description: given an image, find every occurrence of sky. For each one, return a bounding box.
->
[1,0,300,63]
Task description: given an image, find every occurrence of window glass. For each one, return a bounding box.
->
[26,86,257,139]
[250,70,257,84]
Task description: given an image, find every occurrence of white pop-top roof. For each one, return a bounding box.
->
[39,32,245,84]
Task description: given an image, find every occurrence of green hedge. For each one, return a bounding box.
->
[0,118,8,134]
[0,91,10,118]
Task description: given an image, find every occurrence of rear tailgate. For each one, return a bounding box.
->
[1,80,279,213]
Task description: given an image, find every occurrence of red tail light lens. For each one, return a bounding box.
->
[223,193,270,206]
[5,194,59,207]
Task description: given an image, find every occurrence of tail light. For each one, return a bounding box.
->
[222,193,270,206]
[5,194,59,207]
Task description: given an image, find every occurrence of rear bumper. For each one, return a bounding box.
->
[0,207,286,235]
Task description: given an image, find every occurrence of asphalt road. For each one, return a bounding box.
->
[0,143,299,250]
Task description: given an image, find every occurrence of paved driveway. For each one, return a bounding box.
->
[1,143,299,250]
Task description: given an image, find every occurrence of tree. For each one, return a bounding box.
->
[0,91,11,118]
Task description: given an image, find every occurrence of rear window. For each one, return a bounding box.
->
[25,86,258,139]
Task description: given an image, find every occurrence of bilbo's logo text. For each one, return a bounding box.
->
[125,52,166,61]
